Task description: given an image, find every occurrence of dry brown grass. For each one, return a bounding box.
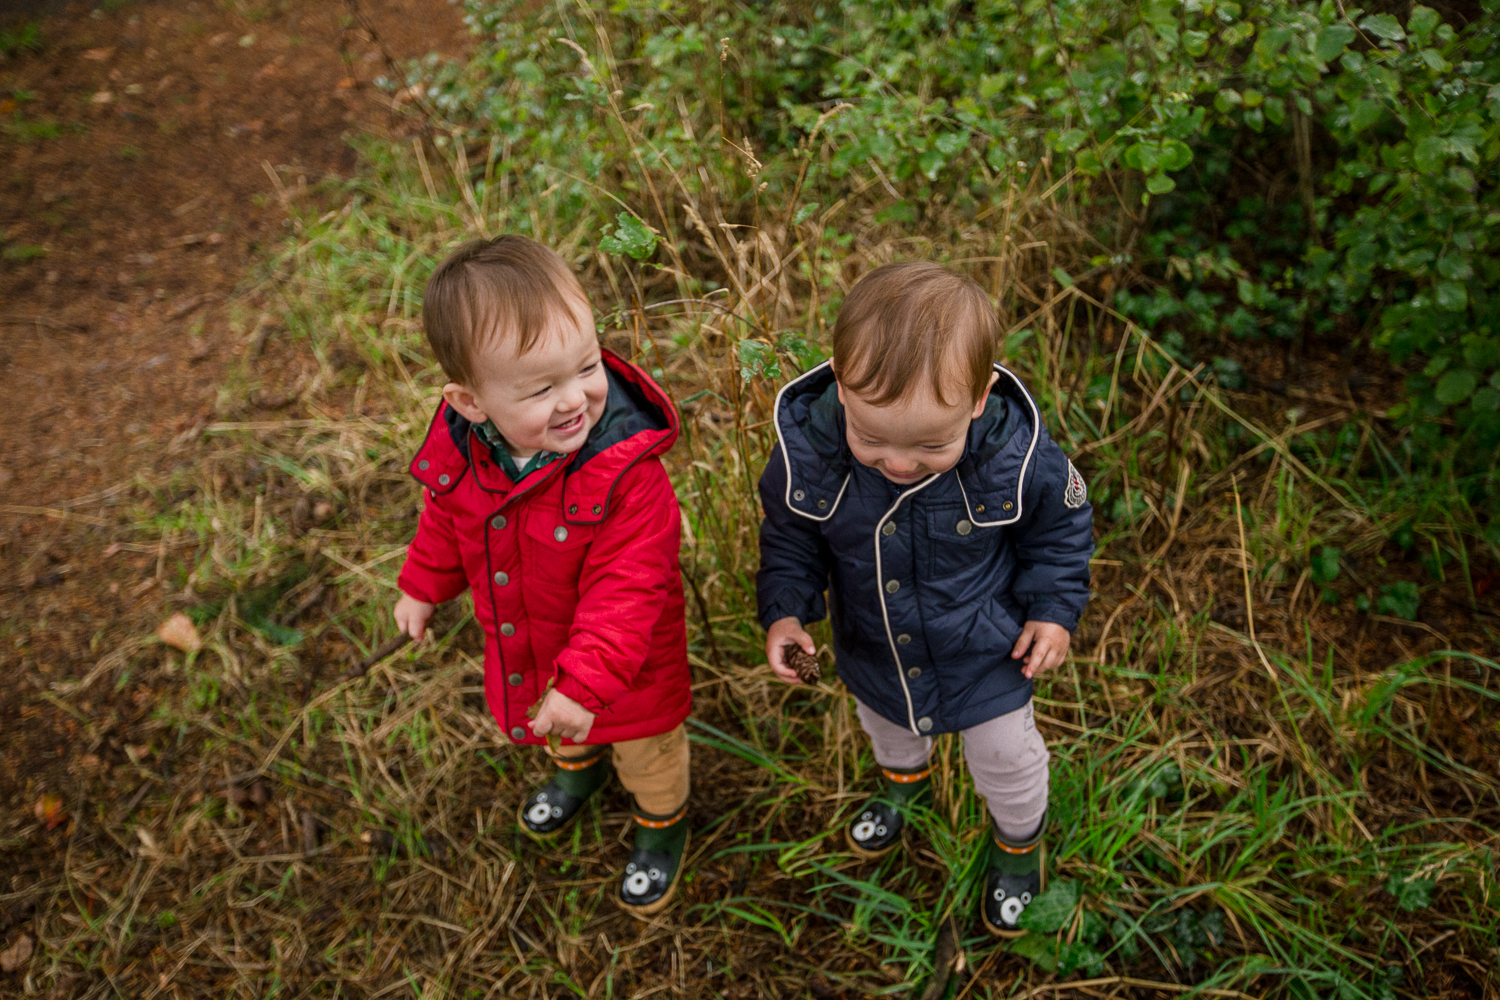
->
[2,32,1497,1000]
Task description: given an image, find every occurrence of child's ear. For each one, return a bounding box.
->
[442,383,489,424]
[970,370,1001,418]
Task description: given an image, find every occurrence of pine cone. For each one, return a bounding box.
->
[782,644,820,683]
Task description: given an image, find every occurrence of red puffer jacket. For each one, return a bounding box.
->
[396,351,690,747]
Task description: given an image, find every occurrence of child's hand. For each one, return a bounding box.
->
[394,593,436,641]
[1011,621,1071,679]
[766,616,815,685]
[529,688,596,743]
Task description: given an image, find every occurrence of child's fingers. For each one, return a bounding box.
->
[1011,627,1036,659]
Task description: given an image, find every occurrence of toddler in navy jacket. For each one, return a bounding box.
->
[756,261,1093,935]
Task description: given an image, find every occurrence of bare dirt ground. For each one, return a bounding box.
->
[0,0,466,979]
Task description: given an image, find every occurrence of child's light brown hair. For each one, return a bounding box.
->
[422,235,589,386]
[832,261,998,407]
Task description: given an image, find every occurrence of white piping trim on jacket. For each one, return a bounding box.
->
[773,360,851,522]
[961,363,1041,528]
[873,472,944,735]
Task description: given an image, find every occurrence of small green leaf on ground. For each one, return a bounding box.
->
[1387,873,1436,911]
[1017,879,1079,933]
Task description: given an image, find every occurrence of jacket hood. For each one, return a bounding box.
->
[409,349,679,524]
[771,360,1043,526]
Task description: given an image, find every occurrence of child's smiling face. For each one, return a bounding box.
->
[838,369,999,485]
[441,295,609,456]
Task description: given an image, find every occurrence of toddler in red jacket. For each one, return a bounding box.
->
[393,235,692,915]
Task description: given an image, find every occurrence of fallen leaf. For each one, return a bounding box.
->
[34,793,66,830]
[157,613,201,652]
[82,47,115,61]
[336,77,356,90]
[91,91,114,105]
[0,99,15,115]
[0,933,33,973]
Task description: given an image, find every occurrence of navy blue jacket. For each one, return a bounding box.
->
[756,362,1094,735]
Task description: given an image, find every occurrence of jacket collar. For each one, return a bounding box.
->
[771,360,1041,525]
[408,349,679,522]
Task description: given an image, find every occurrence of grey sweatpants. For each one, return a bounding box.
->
[855,697,1049,842]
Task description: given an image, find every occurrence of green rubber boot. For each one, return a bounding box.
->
[845,763,932,859]
[617,801,690,917]
[518,747,611,838]
[981,813,1045,937]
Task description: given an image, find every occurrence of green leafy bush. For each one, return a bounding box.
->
[406,0,1497,492]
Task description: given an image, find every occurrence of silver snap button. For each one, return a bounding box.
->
[917,717,933,733]
[510,727,526,740]
[568,504,577,514]
[881,522,896,537]
[1003,501,1013,510]
[955,520,972,535]
[816,499,828,509]
[885,579,900,594]
[592,505,601,515]
[896,633,912,645]
[508,673,523,686]
[553,526,568,542]
[418,460,430,470]
[437,474,450,485]
[500,623,515,636]
[793,489,805,501]
[491,515,506,530]
[493,571,508,586]
[907,667,921,678]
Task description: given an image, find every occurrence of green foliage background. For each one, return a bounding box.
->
[393,0,1500,527]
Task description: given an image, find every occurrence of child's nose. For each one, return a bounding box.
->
[884,455,920,474]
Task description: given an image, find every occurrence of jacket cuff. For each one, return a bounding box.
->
[1021,601,1081,631]
[396,566,467,607]
[757,595,826,632]
[552,649,623,715]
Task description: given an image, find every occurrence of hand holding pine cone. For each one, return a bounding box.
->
[782,644,820,683]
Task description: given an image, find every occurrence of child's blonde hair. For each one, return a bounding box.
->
[832,261,998,407]
[422,235,589,387]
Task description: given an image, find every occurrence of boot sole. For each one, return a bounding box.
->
[616,830,690,919]
[844,825,900,861]
[981,910,1028,938]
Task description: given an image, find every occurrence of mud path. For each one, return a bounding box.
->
[0,0,466,968]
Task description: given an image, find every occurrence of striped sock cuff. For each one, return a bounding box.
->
[632,803,688,829]
[552,747,609,771]
[991,837,1040,855]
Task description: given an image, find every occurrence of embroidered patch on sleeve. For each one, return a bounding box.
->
[1064,460,1088,509]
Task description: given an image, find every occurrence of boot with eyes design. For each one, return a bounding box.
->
[845,764,931,860]
[981,813,1046,938]
[518,747,611,838]
[617,802,690,917]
